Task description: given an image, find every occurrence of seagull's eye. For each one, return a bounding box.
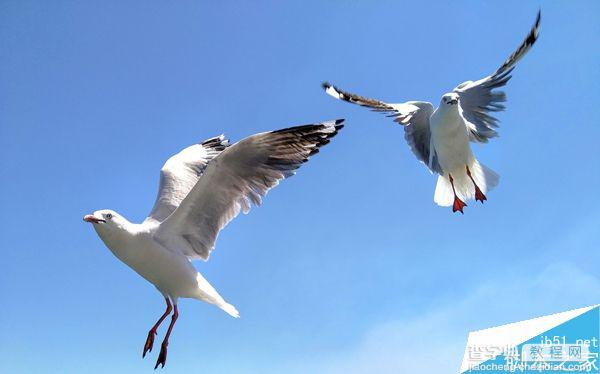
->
[106,213,113,219]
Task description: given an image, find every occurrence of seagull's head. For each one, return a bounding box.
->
[84,209,133,249]
[441,93,459,107]
[83,209,129,236]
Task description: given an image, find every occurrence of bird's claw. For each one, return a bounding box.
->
[154,342,168,369]
[143,330,157,358]
[452,197,467,214]
[474,186,487,203]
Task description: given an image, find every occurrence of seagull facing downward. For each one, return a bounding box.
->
[83,119,344,369]
[323,11,540,213]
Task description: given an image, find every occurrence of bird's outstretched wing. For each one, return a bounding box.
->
[145,135,230,224]
[153,120,344,260]
[322,83,441,174]
[454,10,541,143]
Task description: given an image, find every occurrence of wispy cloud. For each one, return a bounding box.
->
[284,262,600,374]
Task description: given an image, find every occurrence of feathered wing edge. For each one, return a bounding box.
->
[454,10,541,143]
[154,120,345,261]
[200,134,230,157]
[322,82,397,113]
[322,82,442,174]
[145,134,231,223]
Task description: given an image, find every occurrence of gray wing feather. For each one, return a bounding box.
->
[154,120,344,260]
[454,10,540,143]
[402,101,442,174]
[322,83,442,174]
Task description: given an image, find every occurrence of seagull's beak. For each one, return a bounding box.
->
[83,214,105,224]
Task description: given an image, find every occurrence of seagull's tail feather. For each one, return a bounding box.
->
[434,176,455,207]
[434,160,499,206]
[194,273,240,318]
[473,161,500,195]
[219,302,240,318]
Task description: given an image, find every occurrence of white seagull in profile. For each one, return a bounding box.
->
[323,11,540,213]
[84,119,344,368]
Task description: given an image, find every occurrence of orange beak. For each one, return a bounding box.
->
[83,214,105,224]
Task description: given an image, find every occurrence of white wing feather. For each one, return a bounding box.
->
[322,83,442,174]
[153,120,344,260]
[454,11,540,143]
[145,135,229,224]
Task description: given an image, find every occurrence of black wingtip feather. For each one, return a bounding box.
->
[201,135,229,151]
[272,120,344,135]
[526,11,541,46]
[322,81,332,90]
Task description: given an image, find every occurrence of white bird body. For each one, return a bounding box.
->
[429,102,473,174]
[428,101,492,209]
[92,219,232,312]
[322,10,540,213]
[84,120,344,368]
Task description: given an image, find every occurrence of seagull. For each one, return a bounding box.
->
[323,11,540,213]
[83,119,344,369]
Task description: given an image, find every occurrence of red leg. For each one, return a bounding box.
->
[143,297,172,358]
[466,166,487,203]
[449,174,467,214]
[155,303,178,369]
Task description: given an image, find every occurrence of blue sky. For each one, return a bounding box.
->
[1,1,599,373]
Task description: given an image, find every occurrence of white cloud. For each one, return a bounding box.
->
[287,262,600,374]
